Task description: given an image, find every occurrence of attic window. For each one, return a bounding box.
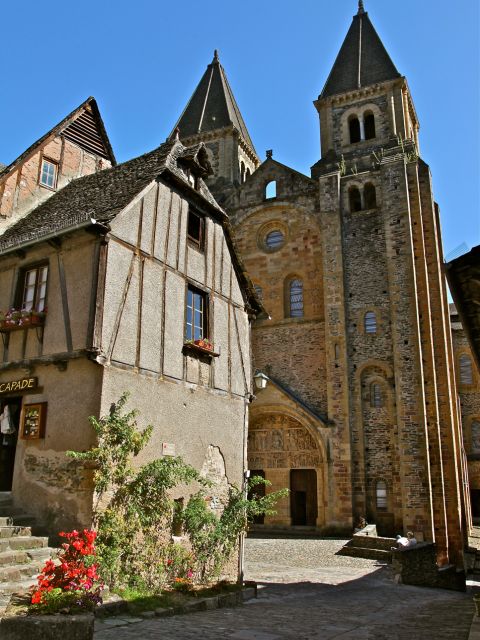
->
[187,207,204,250]
[39,159,57,189]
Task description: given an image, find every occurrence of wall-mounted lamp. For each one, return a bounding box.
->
[253,371,269,390]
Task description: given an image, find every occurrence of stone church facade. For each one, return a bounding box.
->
[172,2,470,571]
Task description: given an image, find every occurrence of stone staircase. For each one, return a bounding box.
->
[0,492,56,615]
[338,528,395,562]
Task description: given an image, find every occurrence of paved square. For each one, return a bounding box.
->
[94,538,473,639]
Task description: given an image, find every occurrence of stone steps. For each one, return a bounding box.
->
[0,536,49,553]
[0,526,32,538]
[337,531,395,562]
[0,493,57,615]
[338,545,392,561]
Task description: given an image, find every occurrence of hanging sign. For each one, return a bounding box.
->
[0,377,37,395]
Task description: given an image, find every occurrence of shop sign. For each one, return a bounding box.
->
[0,377,37,395]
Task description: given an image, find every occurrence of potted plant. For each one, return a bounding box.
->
[0,308,46,331]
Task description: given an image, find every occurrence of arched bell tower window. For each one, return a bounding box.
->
[364,112,376,140]
[288,278,304,318]
[265,180,277,199]
[364,311,377,334]
[246,168,251,179]
[349,115,361,144]
[376,481,387,510]
[349,186,362,213]
[364,183,377,209]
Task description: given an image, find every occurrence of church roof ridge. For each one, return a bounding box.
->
[320,5,401,99]
[171,52,256,153]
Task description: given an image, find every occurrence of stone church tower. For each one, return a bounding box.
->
[172,2,469,572]
[171,50,259,204]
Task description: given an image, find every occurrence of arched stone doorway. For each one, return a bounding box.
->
[248,413,325,527]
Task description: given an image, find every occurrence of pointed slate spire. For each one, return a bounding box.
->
[320,5,401,98]
[172,50,256,152]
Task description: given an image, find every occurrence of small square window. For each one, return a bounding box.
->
[20,264,48,312]
[40,159,57,189]
[187,208,205,250]
[185,285,208,342]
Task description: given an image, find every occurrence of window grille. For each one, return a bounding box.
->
[265,230,284,250]
[289,279,304,317]
[364,311,377,334]
[370,383,382,408]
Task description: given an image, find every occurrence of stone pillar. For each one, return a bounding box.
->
[319,171,353,529]
[381,157,434,540]
[359,118,366,141]
[406,161,448,564]
[417,161,466,566]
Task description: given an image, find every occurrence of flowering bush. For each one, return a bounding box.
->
[30,529,103,613]
[0,308,46,328]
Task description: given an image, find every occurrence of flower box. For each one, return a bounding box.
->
[0,310,46,332]
[183,339,219,358]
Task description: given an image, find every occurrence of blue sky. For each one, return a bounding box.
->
[1,0,478,255]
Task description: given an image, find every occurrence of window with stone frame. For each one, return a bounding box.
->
[39,158,58,189]
[459,354,473,385]
[364,183,377,209]
[348,115,361,144]
[265,180,277,199]
[370,383,383,408]
[349,186,362,212]
[364,112,376,140]
[364,311,377,334]
[288,278,304,318]
[19,264,49,312]
[376,481,387,510]
[265,229,284,250]
[185,285,208,341]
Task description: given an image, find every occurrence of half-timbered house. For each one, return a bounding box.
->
[0,132,261,535]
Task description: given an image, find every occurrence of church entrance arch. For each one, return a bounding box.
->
[248,412,325,527]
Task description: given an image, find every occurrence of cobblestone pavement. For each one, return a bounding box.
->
[94,538,473,639]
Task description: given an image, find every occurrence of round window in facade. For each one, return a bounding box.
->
[265,229,285,251]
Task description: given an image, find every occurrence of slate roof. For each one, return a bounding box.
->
[0,139,221,253]
[172,51,256,152]
[0,97,116,180]
[320,4,401,98]
[0,138,264,316]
